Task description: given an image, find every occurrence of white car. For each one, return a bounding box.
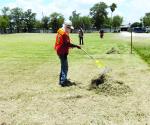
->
[146,26,150,33]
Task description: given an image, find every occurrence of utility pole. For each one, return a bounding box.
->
[131,28,133,54]
[129,23,133,54]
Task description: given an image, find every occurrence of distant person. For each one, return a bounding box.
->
[78,27,84,45]
[54,20,81,87]
[99,29,104,39]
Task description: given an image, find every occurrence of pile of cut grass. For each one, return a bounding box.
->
[89,73,132,96]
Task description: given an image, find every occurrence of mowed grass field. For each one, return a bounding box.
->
[0,33,150,125]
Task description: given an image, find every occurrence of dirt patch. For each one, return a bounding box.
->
[1,122,7,125]
[89,74,132,96]
[106,47,121,54]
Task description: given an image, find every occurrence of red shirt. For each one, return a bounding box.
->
[54,28,72,56]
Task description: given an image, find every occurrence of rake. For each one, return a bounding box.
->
[81,48,105,68]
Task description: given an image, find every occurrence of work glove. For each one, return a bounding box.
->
[76,45,81,49]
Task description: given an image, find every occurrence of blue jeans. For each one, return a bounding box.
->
[59,55,68,85]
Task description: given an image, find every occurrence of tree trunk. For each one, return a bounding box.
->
[110,12,113,32]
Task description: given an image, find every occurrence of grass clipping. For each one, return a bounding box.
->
[89,73,132,96]
[106,47,121,54]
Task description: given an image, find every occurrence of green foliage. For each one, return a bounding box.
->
[80,16,92,30]
[70,10,92,29]
[10,7,24,33]
[42,16,50,30]
[69,10,81,29]
[0,7,10,33]
[23,9,36,32]
[0,2,120,33]
[1,7,10,16]
[103,17,111,28]
[0,7,36,33]
[0,16,9,30]
[35,20,42,29]
[131,22,142,28]
[143,12,150,26]
[90,2,108,29]
[110,3,117,32]
[112,15,123,28]
[110,3,117,12]
[50,12,64,33]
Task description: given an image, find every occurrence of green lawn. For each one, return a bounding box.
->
[134,42,150,65]
[0,33,150,125]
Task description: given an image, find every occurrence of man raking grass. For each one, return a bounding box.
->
[54,20,109,87]
[54,20,81,87]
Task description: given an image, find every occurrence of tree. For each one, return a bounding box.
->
[1,7,10,17]
[1,7,11,33]
[0,16,9,33]
[50,12,64,33]
[69,10,92,30]
[90,2,108,30]
[103,17,111,28]
[41,16,50,31]
[112,15,123,29]
[35,20,42,29]
[69,10,81,29]
[131,22,142,28]
[23,9,36,32]
[143,13,150,27]
[110,3,117,32]
[10,7,24,33]
[80,16,92,30]
[110,3,117,14]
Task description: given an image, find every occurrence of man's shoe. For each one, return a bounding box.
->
[60,84,67,87]
[59,80,76,87]
[59,81,67,87]
[65,79,76,86]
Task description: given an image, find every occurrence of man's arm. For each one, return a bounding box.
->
[62,35,81,49]
[62,41,81,49]
[70,43,81,49]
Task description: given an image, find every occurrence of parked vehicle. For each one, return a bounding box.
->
[145,26,150,33]
[133,27,146,33]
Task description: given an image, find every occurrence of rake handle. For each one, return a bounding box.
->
[81,48,95,60]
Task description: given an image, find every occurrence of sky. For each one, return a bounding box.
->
[0,0,150,25]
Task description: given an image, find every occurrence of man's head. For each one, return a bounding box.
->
[63,20,74,34]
